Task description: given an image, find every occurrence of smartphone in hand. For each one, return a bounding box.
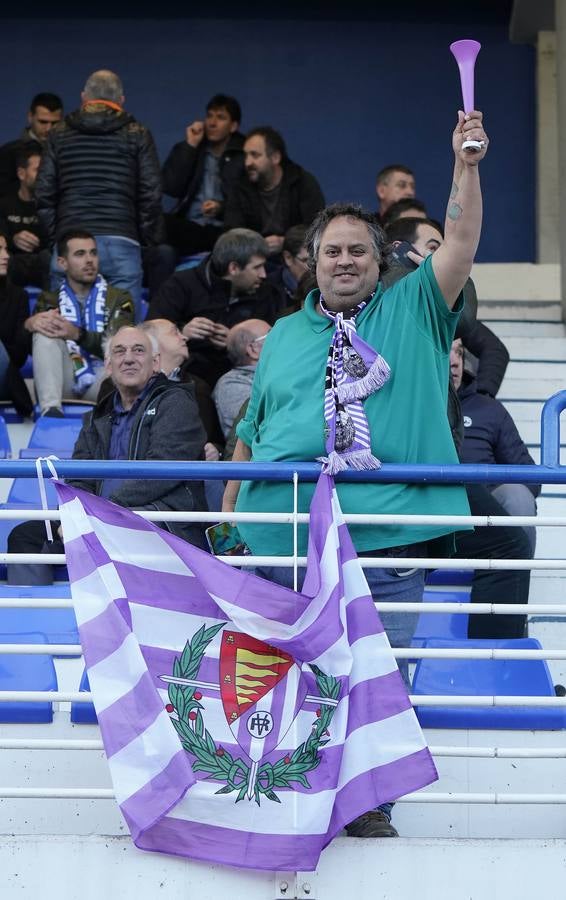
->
[390,240,419,269]
[205,522,251,556]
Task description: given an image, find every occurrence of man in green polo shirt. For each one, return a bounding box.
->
[223,110,489,837]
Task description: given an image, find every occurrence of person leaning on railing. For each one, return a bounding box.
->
[223,111,490,839]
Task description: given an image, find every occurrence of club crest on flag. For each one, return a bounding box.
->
[56,473,438,871]
[219,630,295,725]
[162,622,341,805]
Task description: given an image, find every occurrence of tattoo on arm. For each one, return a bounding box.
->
[450,181,459,200]
[448,201,463,221]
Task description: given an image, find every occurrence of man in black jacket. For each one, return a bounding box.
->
[35,70,163,319]
[452,338,539,554]
[7,325,208,584]
[0,92,63,199]
[147,229,285,387]
[162,94,244,256]
[223,127,324,256]
[0,144,50,289]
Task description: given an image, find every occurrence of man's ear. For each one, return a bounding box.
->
[57,256,67,273]
[282,250,292,267]
[226,261,240,278]
[376,182,386,201]
[271,150,282,167]
[152,352,161,373]
[230,120,238,134]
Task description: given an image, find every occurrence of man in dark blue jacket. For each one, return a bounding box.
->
[452,338,539,554]
[7,325,208,584]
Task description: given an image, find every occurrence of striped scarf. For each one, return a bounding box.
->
[319,296,391,475]
[58,275,107,396]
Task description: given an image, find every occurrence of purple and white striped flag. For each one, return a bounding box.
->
[55,474,437,872]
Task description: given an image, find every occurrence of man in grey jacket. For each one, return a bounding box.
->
[8,325,208,584]
[212,318,270,438]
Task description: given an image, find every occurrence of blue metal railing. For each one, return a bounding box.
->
[1,390,564,485]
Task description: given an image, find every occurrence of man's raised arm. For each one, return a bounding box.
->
[431,110,489,308]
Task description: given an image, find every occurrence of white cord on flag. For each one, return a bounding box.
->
[34,456,60,543]
[292,471,298,591]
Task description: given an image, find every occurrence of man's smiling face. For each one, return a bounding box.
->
[315,216,380,312]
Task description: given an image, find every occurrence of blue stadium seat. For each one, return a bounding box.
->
[0,402,25,424]
[176,252,208,272]
[0,632,57,723]
[20,355,33,380]
[71,669,97,724]
[33,402,94,421]
[7,478,58,507]
[25,286,41,313]
[28,416,83,451]
[426,569,473,587]
[139,289,149,322]
[411,589,470,648]
[412,637,566,730]
[20,449,73,460]
[0,583,78,656]
[0,415,12,458]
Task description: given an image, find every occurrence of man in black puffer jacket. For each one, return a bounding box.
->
[35,70,164,319]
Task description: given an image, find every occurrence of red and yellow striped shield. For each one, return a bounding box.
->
[220,630,294,724]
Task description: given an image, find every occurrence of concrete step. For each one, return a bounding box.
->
[485,321,566,339]
[478,300,563,322]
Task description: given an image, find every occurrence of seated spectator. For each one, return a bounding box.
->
[147,228,285,388]
[223,127,324,255]
[451,338,539,555]
[162,94,245,256]
[384,215,510,411]
[380,197,427,229]
[384,213,528,640]
[0,232,33,416]
[0,92,63,198]
[140,318,224,459]
[375,164,415,223]
[35,70,163,319]
[7,325,208,585]
[268,225,309,302]
[24,230,134,417]
[0,144,50,289]
[212,319,271,438]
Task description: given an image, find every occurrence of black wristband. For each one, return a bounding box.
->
[76,326,87,344]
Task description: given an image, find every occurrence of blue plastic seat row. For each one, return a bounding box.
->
[0,633,57,723]
[412,637,566,730]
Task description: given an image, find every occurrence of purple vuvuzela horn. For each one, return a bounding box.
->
[450,39,483,151]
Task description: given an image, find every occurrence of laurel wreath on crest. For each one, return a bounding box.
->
[167,624,341,806]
